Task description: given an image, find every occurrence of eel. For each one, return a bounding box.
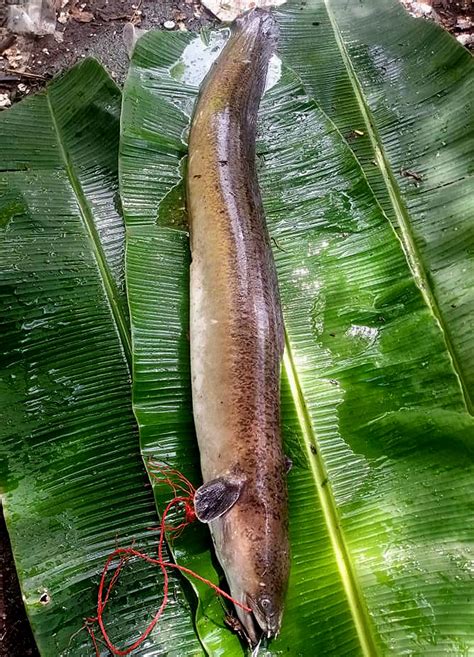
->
[187,8,289,645]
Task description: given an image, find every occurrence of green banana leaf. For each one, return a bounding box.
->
[0,59,203,656]
[120,22,474,657]
[277,0,474,406]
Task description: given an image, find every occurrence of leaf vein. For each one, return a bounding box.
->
[323,0,473,414]
[283,338,380,657]
[46,93,132,368]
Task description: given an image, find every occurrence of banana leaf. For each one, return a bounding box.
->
[0,59,203,656]
[120,24,474,657]
[277,0,474,406]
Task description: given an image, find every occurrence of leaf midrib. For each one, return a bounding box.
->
[283,340,380,657]
[323,0,473,415]
[46,93,132,368]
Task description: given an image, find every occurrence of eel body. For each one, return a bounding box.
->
[187,9,289,644]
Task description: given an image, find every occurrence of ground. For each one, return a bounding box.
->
[0,511,38,657]
[0,1,472,656]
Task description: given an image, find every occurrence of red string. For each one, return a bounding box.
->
[83,463,251,656]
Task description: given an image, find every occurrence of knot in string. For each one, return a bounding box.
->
[81,462,250,656]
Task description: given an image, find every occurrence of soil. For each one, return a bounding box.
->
[0,1,472,656]
[0,511,39,657]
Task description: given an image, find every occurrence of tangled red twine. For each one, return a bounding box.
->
[82,462,251,656]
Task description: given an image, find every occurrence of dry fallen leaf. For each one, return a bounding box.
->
[201,0,286,22]
[70,7,94,23]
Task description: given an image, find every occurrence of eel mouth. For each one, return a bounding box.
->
[238,596,282,646]
[239,611,263,647]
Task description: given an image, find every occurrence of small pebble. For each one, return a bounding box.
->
[457,33,474,47]
[0,94,12,109]
[456,18,471,31]
[413,2,432,15]
[164,20,175,30]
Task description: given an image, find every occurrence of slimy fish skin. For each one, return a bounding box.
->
[187,8,289,645]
